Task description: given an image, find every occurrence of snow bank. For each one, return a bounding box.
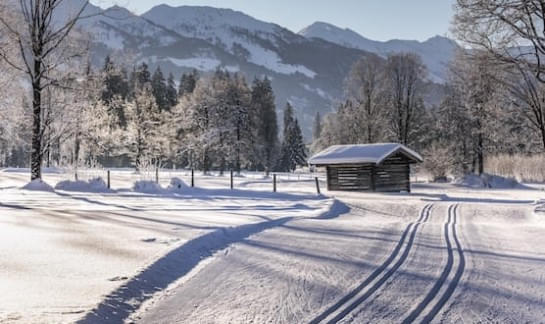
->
[21,179,54,192]
[133,180,165,194]
[3,167,64,174]
[55,177,112,193]
[454,173,527,189]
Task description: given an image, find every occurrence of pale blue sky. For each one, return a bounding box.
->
[89,0,455,41]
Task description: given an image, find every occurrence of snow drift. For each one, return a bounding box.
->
[167,177,189,192]
[454,173,527,189]
[55,178,112,193]
[21,179,54,192]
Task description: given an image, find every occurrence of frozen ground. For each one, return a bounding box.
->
[0,169,544,323]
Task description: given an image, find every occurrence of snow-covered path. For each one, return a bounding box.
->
[137,196,545,323]
[0,172,331,324]
[1,170,544,323]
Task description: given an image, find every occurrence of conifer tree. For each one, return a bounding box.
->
[152,67,169,112]
[179,69,199,97]
[278,103,307,171]
[166,73,178,109]
[251,77,278,173]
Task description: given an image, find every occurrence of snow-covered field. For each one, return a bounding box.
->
[1,169,544,323]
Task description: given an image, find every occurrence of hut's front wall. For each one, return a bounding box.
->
[326,153,411,192]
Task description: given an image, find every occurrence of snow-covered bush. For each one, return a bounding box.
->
[422,143,453,182]
[22,180,54,192]
[133,180,164,194]
[167,177,189,192]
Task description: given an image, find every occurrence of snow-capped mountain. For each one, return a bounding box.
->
[73,2,452,137]
[299,22,459,83]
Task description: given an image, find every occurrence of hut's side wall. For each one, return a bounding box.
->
[325,153,411,192]
[374,153,411,192]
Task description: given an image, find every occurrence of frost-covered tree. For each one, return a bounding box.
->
[453,0,545,83]
[438,51,503,175]
[0,0,91,180]
[384,53,427,146]
[125,83,162,170]
[345,55,386,143]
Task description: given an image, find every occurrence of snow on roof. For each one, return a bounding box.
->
[308,143,423,166]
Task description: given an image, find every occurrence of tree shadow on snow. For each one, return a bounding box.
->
[76,216,294,324]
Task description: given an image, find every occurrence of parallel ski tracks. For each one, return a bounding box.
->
[309,203,433,324]
[310,203,466,324]
[402,204,466,324]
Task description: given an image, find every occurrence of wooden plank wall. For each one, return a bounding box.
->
[326,153,411,192]
[374,153,410,192]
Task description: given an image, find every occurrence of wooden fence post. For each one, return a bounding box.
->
[315,177,321,195]
[273,174,277,192]
[230,170,234,189]
[107,170,111,189]
[75,170,78,181]
[155,168,159,184]
[191,168,195,187]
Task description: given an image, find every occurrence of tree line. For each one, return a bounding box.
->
[0,55,308,174]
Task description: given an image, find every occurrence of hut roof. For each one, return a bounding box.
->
[308,143,423,166]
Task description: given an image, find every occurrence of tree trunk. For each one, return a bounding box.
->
[30,58,42,181]
[478,132,484,175]
[540,124,545,151]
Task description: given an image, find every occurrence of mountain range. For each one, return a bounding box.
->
[70,2,458,137]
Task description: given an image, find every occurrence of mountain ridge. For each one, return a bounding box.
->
[75,2,452,137]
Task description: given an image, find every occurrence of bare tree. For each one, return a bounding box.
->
[345,55,386,143]
[0,0,89,180]
[445,51,501,175]
[453,0,545,83]
[504,64,545,150]
[384,53,427,145]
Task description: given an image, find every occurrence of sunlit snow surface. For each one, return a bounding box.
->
[0,169,544,323]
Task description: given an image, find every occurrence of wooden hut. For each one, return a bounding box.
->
[308,143,423,192]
